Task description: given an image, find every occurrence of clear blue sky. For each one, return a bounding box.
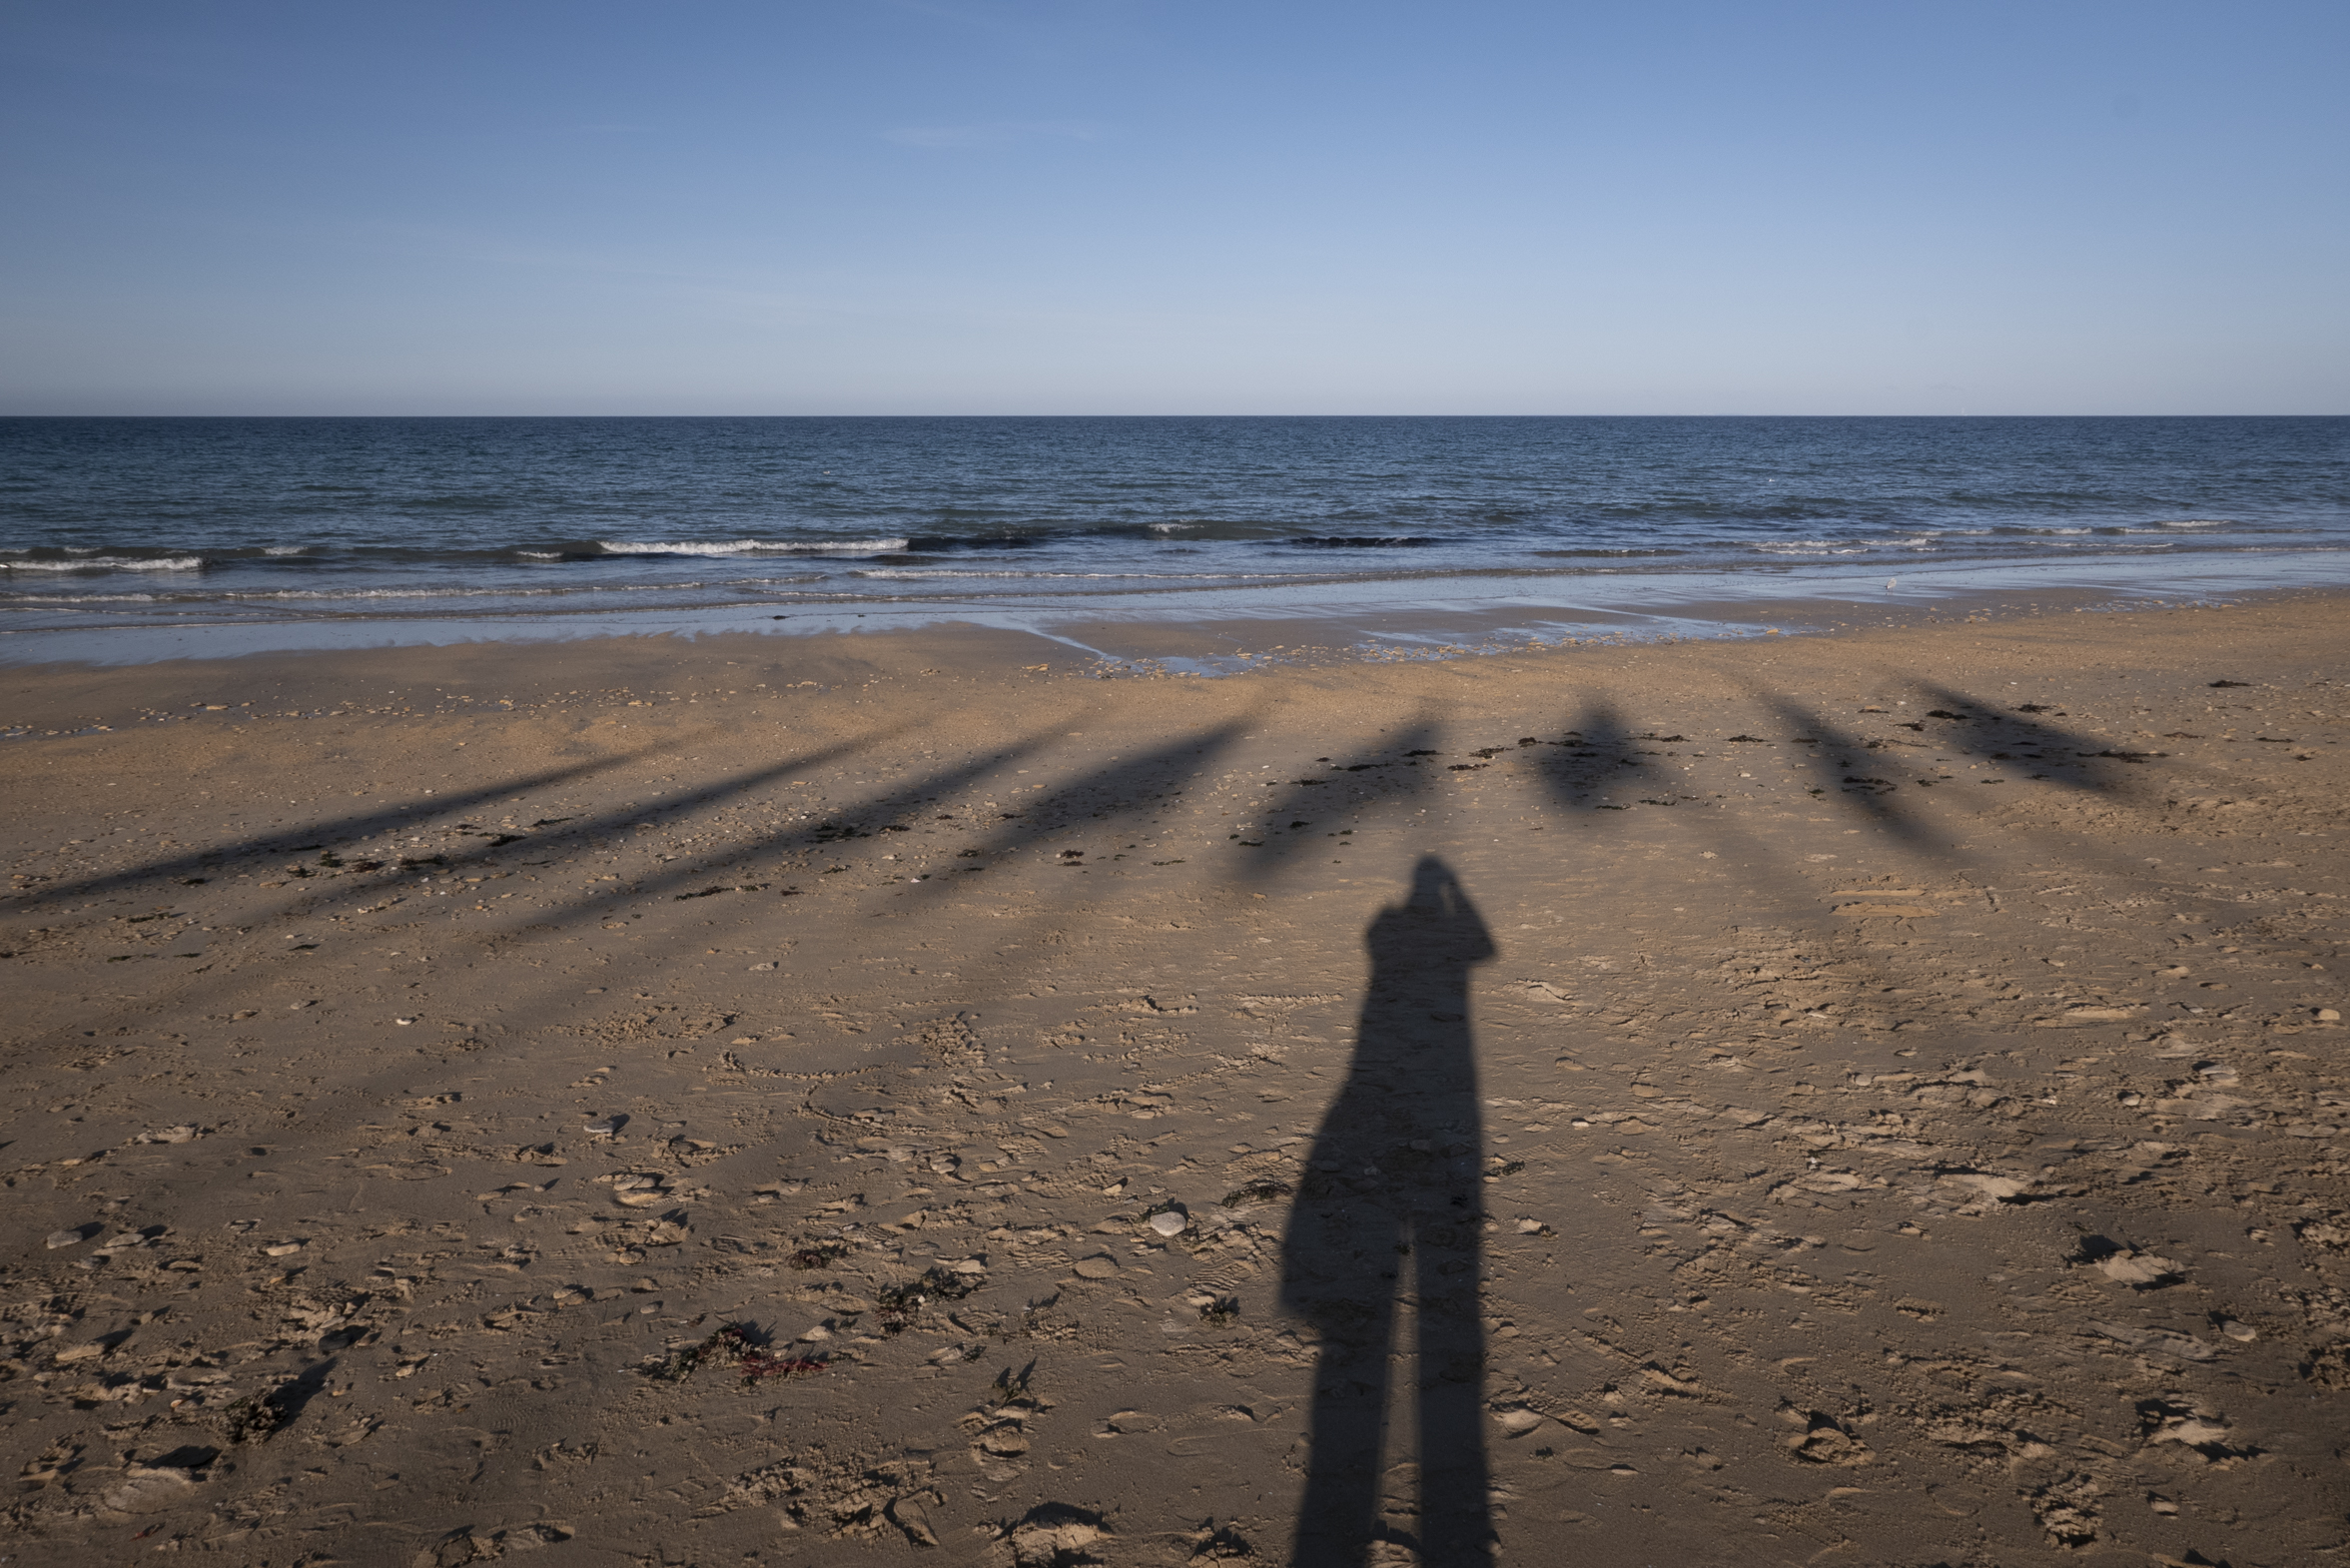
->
[3,1,2343,414]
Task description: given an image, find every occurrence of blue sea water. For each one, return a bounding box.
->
[2,416,2345,662]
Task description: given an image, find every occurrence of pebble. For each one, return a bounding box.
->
[1074,1255,1121,1278]
[103,1464,203,1513]
[2096,1250,2181,1286]
[1148,1210,1188,1237]
[584,1115,626,1136]
[45,1227,90,1249]
[1941,1173,2030,1202]
[262,1240,305,1258]
[2318,1008,2342,1023]
[2220,1318,2258,1341]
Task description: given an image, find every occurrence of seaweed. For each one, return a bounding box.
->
[661,1320,826,1384]
[876,1266,982,1333]
[788,1240,848,1271]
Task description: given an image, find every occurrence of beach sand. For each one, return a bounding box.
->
[4,597,2346,1566]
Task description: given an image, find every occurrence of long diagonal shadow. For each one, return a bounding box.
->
[1281,857,1496,1568]
[22,716,1088,1089]
[7,716,1269,1279]
[1748,697,1954,854]
[1908,679,2200,794]
[1234,720,1443,883]
[24,739,704,907]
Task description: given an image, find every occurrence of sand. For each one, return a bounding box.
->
[3,597,2346,1567]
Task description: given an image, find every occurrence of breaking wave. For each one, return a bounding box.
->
[596,538,910,556]
[0,555,206,572]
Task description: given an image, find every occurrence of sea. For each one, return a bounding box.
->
[3,416,2346,666]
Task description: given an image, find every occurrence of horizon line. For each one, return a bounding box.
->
[3,410,2344,420]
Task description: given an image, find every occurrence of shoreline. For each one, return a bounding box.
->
[6,545,2347,673]
[4,554,2350,695]
[3,599,2345,1565]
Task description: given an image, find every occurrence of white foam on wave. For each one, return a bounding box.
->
[215,580,739,601]
[854,567,1301,581]
[0,591,164,603]
[1149,521,1203,532]
[262,544,312,556]
[597,538,908,557]
[2156,519,2227,528]
[0,573,832,609]
[0,555,206,572]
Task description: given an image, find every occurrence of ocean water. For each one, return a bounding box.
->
[3,415,2345,662]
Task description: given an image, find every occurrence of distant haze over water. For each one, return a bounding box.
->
[3,416,2345,662]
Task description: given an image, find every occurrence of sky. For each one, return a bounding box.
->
[1,1,2344,414]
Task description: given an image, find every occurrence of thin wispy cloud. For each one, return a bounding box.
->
[883,120,1104,149]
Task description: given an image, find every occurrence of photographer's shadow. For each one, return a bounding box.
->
[1280,857,1497,1568]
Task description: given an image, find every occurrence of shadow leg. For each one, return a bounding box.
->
[1414,1210,1493,1566]
[1292,1272,1400,1568]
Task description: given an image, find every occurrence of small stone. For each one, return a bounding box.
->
[1074,1255,1121,1278]
[45,1227,90,1249]
[2149,1415,2230,1449]
[2096,1250,2180,1287]
[104,1463,204,1513]
[584,1115,626,1136]
[2219,1318,2257,1342]
[262,1240,305,1258]
[2318,1009,2342,1023]
[1148,1210,1187,1237]
[1939,1173,2030,1202]
[1494,1407,1545,1436]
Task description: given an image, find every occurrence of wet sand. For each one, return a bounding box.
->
[4,597,2347,1566]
